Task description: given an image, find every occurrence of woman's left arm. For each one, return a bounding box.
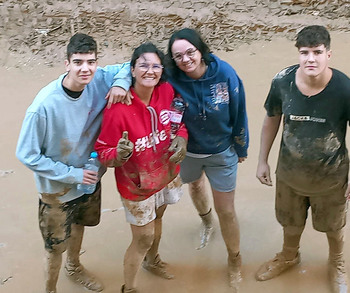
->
[230,74,249,159]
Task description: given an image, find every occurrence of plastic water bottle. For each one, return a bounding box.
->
[78,151,100,194]
[170,94,185,140]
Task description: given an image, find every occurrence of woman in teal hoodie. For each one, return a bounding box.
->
[167,28,249,290]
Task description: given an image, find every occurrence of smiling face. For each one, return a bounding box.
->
[298,45,331,78]
[131,52,163,89]
[171,39,203,76]
[64,52,98,91]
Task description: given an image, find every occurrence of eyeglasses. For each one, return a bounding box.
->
[172,48,198,62]
[136,63,164,73]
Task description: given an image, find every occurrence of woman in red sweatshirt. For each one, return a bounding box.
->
[95,42,187,293]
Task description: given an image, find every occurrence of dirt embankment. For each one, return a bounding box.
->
[1,0,350,67]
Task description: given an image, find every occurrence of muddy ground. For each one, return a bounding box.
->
[1,1,350,293]
[1,0,350,66]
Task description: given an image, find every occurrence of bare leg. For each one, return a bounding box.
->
[212,188,241,289]
[145,205,167,261]
[66,224,84,265]
[189,173,211,214]
[212,189,239,257]
[327,228,348,293]
[143,204,174,279]
[65,224,103,292]
[124,222,155,290]
[282,225,304,259]
[327,228,345,256]
[45,251,62,293]
[189,174,214,249]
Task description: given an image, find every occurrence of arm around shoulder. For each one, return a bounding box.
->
[111,61,132,90]
[105,62,132,107]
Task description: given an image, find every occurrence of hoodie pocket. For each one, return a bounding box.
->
[139,164,175,190]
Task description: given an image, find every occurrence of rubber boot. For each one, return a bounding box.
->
[197,208,214,250]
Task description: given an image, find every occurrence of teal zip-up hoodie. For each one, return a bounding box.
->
[168,54,249,157]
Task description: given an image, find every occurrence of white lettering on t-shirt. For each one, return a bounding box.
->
[290,115,326,123]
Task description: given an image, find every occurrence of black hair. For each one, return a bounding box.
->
[130,42,166,84]
[295,25,331,50]
[66,33,97,60]
[166,28,213,73]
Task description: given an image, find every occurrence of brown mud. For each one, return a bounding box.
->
[1,1,350,293]
[0,0,350,67]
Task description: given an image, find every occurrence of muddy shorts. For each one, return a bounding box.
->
[38,182,101,252]
[275,179,347,232]
[180,146,238,192]
[121,178,183,226]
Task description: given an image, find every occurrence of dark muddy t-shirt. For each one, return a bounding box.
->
[265,65,350,195]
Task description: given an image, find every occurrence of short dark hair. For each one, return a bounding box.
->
[295,25,331,50]
[130,42,166,84]
[166,28,213,71]
[66,33,97,60]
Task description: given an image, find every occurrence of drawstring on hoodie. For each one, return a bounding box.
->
[200,82,207,120]
[147,106,158,151]
[194,82,207,120]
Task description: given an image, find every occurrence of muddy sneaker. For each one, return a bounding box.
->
[197,223,214,250]
[197,209,214,250]
[64,264,104,292]
[255,252,301,281]
[228,254,242,292]
[328,257,348,293]
[121,284,138,293]
[142,254,174,279]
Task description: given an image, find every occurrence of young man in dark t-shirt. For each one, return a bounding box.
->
[255,25,350,293]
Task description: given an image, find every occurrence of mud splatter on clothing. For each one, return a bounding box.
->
[95,82,188,201]
[39,182,101,252]
[265,65,350,195]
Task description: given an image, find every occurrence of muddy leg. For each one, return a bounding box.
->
[66,224,84,265]
[143,205,174,279]
[281,226,303,259]
[65,224,103,292]
[124,222,154,290]
[189,174,214,249]
[45,251,62,293]
[212,188,241,289]
[327,228,348,293]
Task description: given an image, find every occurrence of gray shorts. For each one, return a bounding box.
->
[38,182,101,252]
[121,177,183,226]
[180,146,238,192]
[275,179,347,232]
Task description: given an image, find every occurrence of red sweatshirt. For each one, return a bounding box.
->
[95,82,188,201]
